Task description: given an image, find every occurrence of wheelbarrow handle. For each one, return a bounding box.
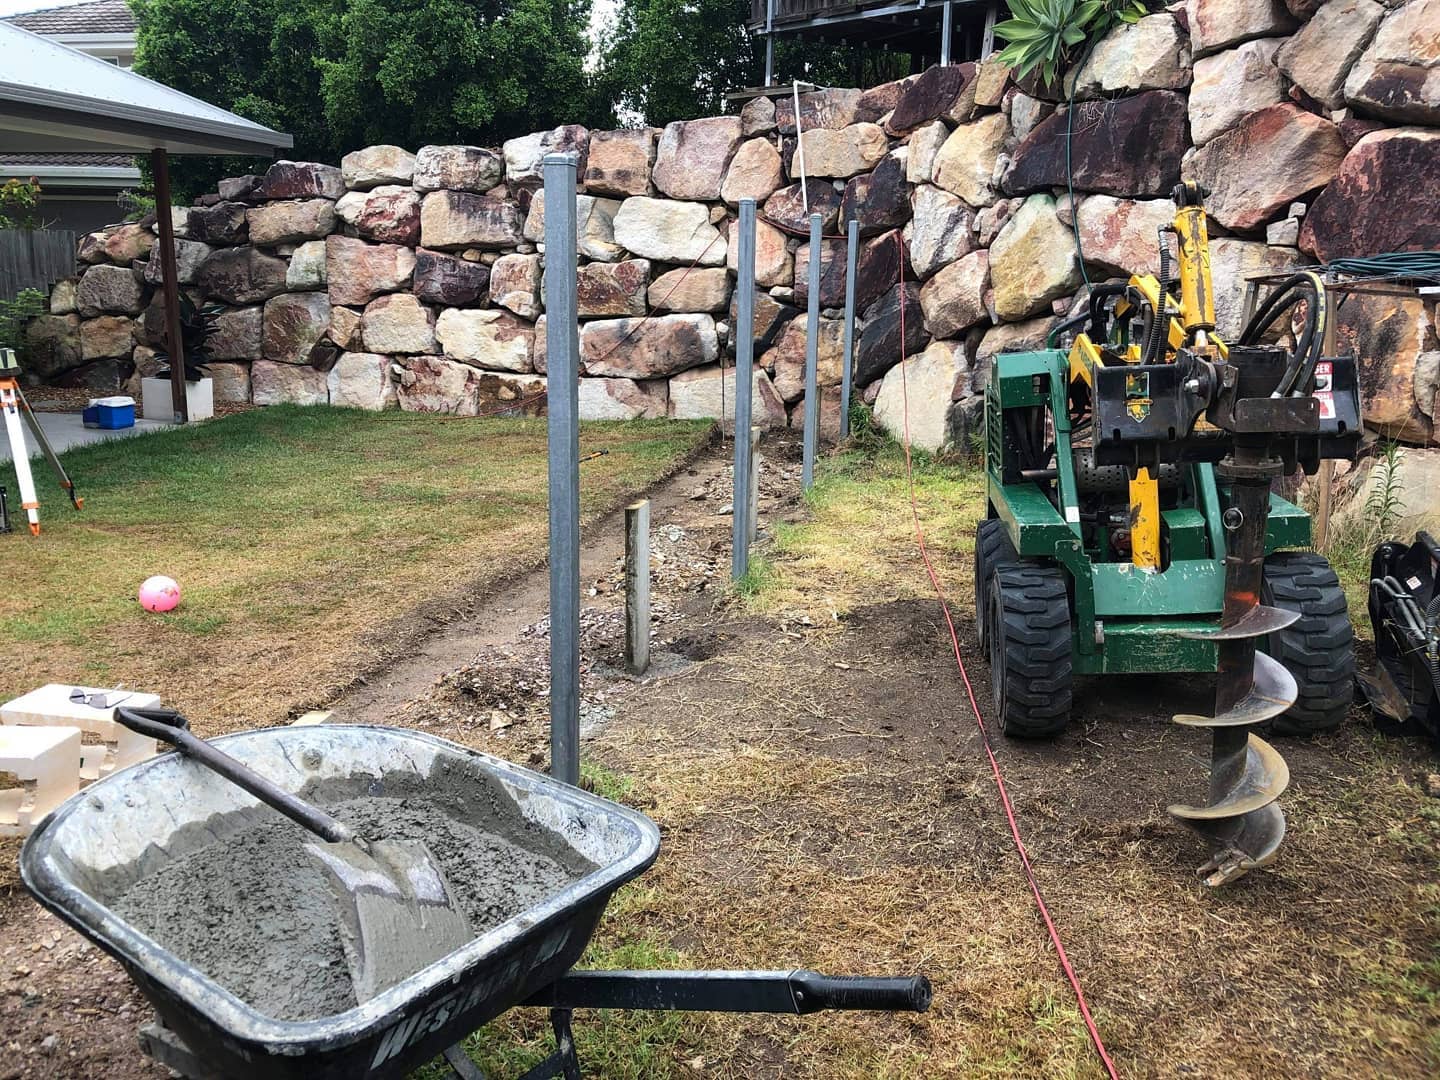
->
[113,706,355,845]
[788,971,933,1014]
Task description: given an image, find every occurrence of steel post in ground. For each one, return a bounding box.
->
[941,1,953,65]
[749,426,761,545]
[802,212,821,492]
[543,152,581,787]
[625,500,651,675]
[732,199,757,581]
[839,218,858,440]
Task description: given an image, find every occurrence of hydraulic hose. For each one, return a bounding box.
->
[1239,272,1327,397]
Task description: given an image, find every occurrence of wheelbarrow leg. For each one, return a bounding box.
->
[512,1009,580,1080]
[442,1042,489,1080]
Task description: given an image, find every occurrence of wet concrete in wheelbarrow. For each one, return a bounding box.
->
[112,793,593,1021]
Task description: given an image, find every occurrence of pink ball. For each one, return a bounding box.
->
[139,575,181,613]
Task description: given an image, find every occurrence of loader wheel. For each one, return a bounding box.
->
[1260,552,1355,736]
[974,518,1014,655]
[987,562,1073,739]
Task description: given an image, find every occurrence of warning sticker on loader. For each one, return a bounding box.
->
[1313,361,1335,420]
[1125,372,1152,422]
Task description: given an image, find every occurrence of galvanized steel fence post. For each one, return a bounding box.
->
[543,152,581,787]
[839,218,859,441]
[732,199,757,581]
[801,212,821,492]
[625,500,650,676]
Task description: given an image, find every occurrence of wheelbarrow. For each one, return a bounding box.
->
[20,725,930,1079]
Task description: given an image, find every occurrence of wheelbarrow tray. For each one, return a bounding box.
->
[20,725,660,1080]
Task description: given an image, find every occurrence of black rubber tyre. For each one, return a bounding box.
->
[987,562,1073,738]
[1260,551,1355,736]
[974,518,1014,655]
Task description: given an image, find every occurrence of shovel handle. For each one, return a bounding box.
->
[114,706,355,845]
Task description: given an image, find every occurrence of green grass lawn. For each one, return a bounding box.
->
[0,406,712,736]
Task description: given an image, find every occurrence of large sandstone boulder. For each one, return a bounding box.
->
[1183,104,1346,230]
[361,294,435,354]
[412,145,503,193]
[873,339,970,453]
[502,125,590,187]
[521,191,624,261]
[667,365,787,426]
[1070,14,1191,97]
[989,194,1081,321]
[1074,196,1174,277]
[246,199,336,246]
[187,202,248,245]
[208,362,251,404]
[728,289,798,354]
[612,198,726,265]
[1004,91,1188,198]
[654,116,743,200]
[419,191,522,250]
[1188,0,1296,58]
[762,180,841,233]
[857,78,908,122]
[888,65,970,133]
[919,251,989,339]
[1277,0,1385,110]
[720,138,784,206]
[577,377,668,420]
[793,237,848,308]
[23,315,82,381]
[394,356,484,414]
[839,155,911,238]
[1344,0,1440,125]
[904,185,976,280]
[727,217,792,287]
[906,121,949,185]
[326,236,416,305]
[1337,293,1436,442]
[76,265,143,316]
[48,279,77,315]
[933,113,1010,208]
[1300,128,1440,261]
[854,282,925,387]
[209,305,263,361]
[649,267,731,314]
[216,175,262,202]
[341,145,416,190]
[489,253,542,319]
[581,314,718,378]
[327,352,394,410]
[794,123,888,179]
[767,317,846,402]
[251,360,328,406]
[329,306,363,350]
[741,96,776,137]
[285,239,327,290]
[1207,238,1299,339]
[412,249,489,306]
[973,317,1054,389]
[142,239,214,288]
[436,309,535,372]
[263,291,331,363]
[196,247,289,305]
[577,260,650,318]
[1189,39,1286,146]
[334,186,421,246]
[103,224,154,264]
[79,315,132,361]
[254,161,345,200]
[776,88,864,134]
[584,129,656,197]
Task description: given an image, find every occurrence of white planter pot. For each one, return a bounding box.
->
[141,377,214,423]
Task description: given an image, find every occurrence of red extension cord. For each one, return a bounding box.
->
[891,235,1120,1079]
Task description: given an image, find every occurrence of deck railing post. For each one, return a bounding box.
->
[625,500,651,676]
[733,199,757,581]
[543,152,581,787]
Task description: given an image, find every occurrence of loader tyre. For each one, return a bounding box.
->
[974,518,1014,655]
[1260,551,1354,736]
[987,562,1073,739]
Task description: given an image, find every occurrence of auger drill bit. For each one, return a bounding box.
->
[1171,435,1295,886]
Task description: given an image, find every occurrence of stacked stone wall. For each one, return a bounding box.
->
[26,0,1440,454]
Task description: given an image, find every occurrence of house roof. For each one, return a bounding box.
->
[0,151,135,169]
[0,22,292,157]
[4,1,136,36]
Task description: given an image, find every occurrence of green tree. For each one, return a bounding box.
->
[129,0,601,198]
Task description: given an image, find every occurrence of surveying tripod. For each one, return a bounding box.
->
[0,349,82,535]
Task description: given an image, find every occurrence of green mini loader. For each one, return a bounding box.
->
[975,183,1361,885]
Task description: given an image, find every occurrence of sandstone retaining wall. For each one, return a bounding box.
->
[25,0,1440,453]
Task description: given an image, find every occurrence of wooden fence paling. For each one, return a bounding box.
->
[0,229,77,298]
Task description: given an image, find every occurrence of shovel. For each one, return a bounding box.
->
[114,707,473,1003]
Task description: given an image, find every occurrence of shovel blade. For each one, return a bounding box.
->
[306,839,473,1004]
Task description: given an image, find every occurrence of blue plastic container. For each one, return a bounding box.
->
[90,395,135,430]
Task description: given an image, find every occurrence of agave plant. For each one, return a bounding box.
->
[994,0,1149,86]
[152,292,222,382]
